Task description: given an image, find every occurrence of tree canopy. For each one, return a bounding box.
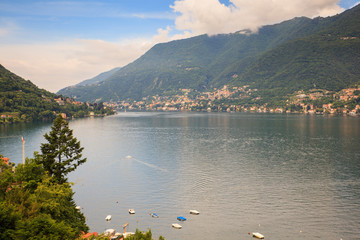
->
[40,115,87,183]
[0,156,89,240]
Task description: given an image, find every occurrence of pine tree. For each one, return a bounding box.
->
[40,115,86,183]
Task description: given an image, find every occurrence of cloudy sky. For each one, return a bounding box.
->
[0,0,359,92]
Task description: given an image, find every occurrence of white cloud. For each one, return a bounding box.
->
[170,0,344,35]
[0,38,155,92]
[0,24,196,93]
[0,0,348,94]
[153,26,193,43]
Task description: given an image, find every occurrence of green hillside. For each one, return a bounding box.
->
[57,4,360,103]
[75,67,121,86]
[236,35,360,90]
[230,5,360,104]
[0,65,112,123]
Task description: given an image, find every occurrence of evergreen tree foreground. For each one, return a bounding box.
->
[1,116,165,239]
[39,115,87,184]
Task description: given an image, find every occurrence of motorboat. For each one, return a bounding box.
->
[104,229,116,236]
[150,213,159,218]
[172,223,182,229]
[177,216,186,221]
[252,232,264,239]
[105,215,112,221]
[129,209,135,214]
[189,209,200,215]
[111,232,123,240]
[123,232,135,238]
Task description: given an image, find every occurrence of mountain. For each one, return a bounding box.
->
[0,65,112,123]
[71,67,121,87]
[57,4,360,103]
[0,64,60,121]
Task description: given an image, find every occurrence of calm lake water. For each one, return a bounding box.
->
[1,112,360,240]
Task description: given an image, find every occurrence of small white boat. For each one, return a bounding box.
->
[104,228,116,236]
[252,232,264,239]
[172,223,182,229]
[150,213,159,218]
[105,215,112,221]
[123,232,135,238]
[189,209,200,215]
[75,206,81,210]
[129,209,135,214]
[111,233,123,240]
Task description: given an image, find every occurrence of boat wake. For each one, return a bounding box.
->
[123,155,168,173]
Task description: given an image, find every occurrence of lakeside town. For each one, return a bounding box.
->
[104,85,360,116]
[2,86,359,123]
[0,96,113,124]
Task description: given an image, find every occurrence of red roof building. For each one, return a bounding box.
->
[0,157,10,165]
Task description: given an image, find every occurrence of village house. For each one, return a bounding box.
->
[0,157,10,165]
[54,97,65,105]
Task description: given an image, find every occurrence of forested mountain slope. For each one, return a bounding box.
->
[0,65,111,123]
[57,4,360,103]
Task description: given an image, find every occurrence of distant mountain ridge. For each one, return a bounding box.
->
[57,4,360,103]
[69,67,121,87]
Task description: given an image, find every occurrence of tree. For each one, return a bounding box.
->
[40,115,86,183]
[126,229,165,240]
[0,158,89,240]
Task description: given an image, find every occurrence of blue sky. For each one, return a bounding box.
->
[0,0,359,92]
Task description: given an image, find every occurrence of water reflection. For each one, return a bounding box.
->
[1,113,359,240]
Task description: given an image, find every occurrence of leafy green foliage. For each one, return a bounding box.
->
[0,65,114,124]
[0,123,88,239]
[0,65,59,122]
[0,157,89,240]
[39,115,86,184]
[125,229,165,240]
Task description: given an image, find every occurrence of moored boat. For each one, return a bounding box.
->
[104,228,116,236]
[172,223,182,229]
[177,216,186,221]
[111,232,123,240]
[189,209,200,215]
[252,232,264,239]
[128,209,135,214]
[105,215,112,221]
[150,213,159,218]
[123,232,135,238]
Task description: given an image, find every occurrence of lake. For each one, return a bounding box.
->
[1,112,360,240]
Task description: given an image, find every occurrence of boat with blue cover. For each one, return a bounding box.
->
[150,213,159,218]
[177,216,186,221]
